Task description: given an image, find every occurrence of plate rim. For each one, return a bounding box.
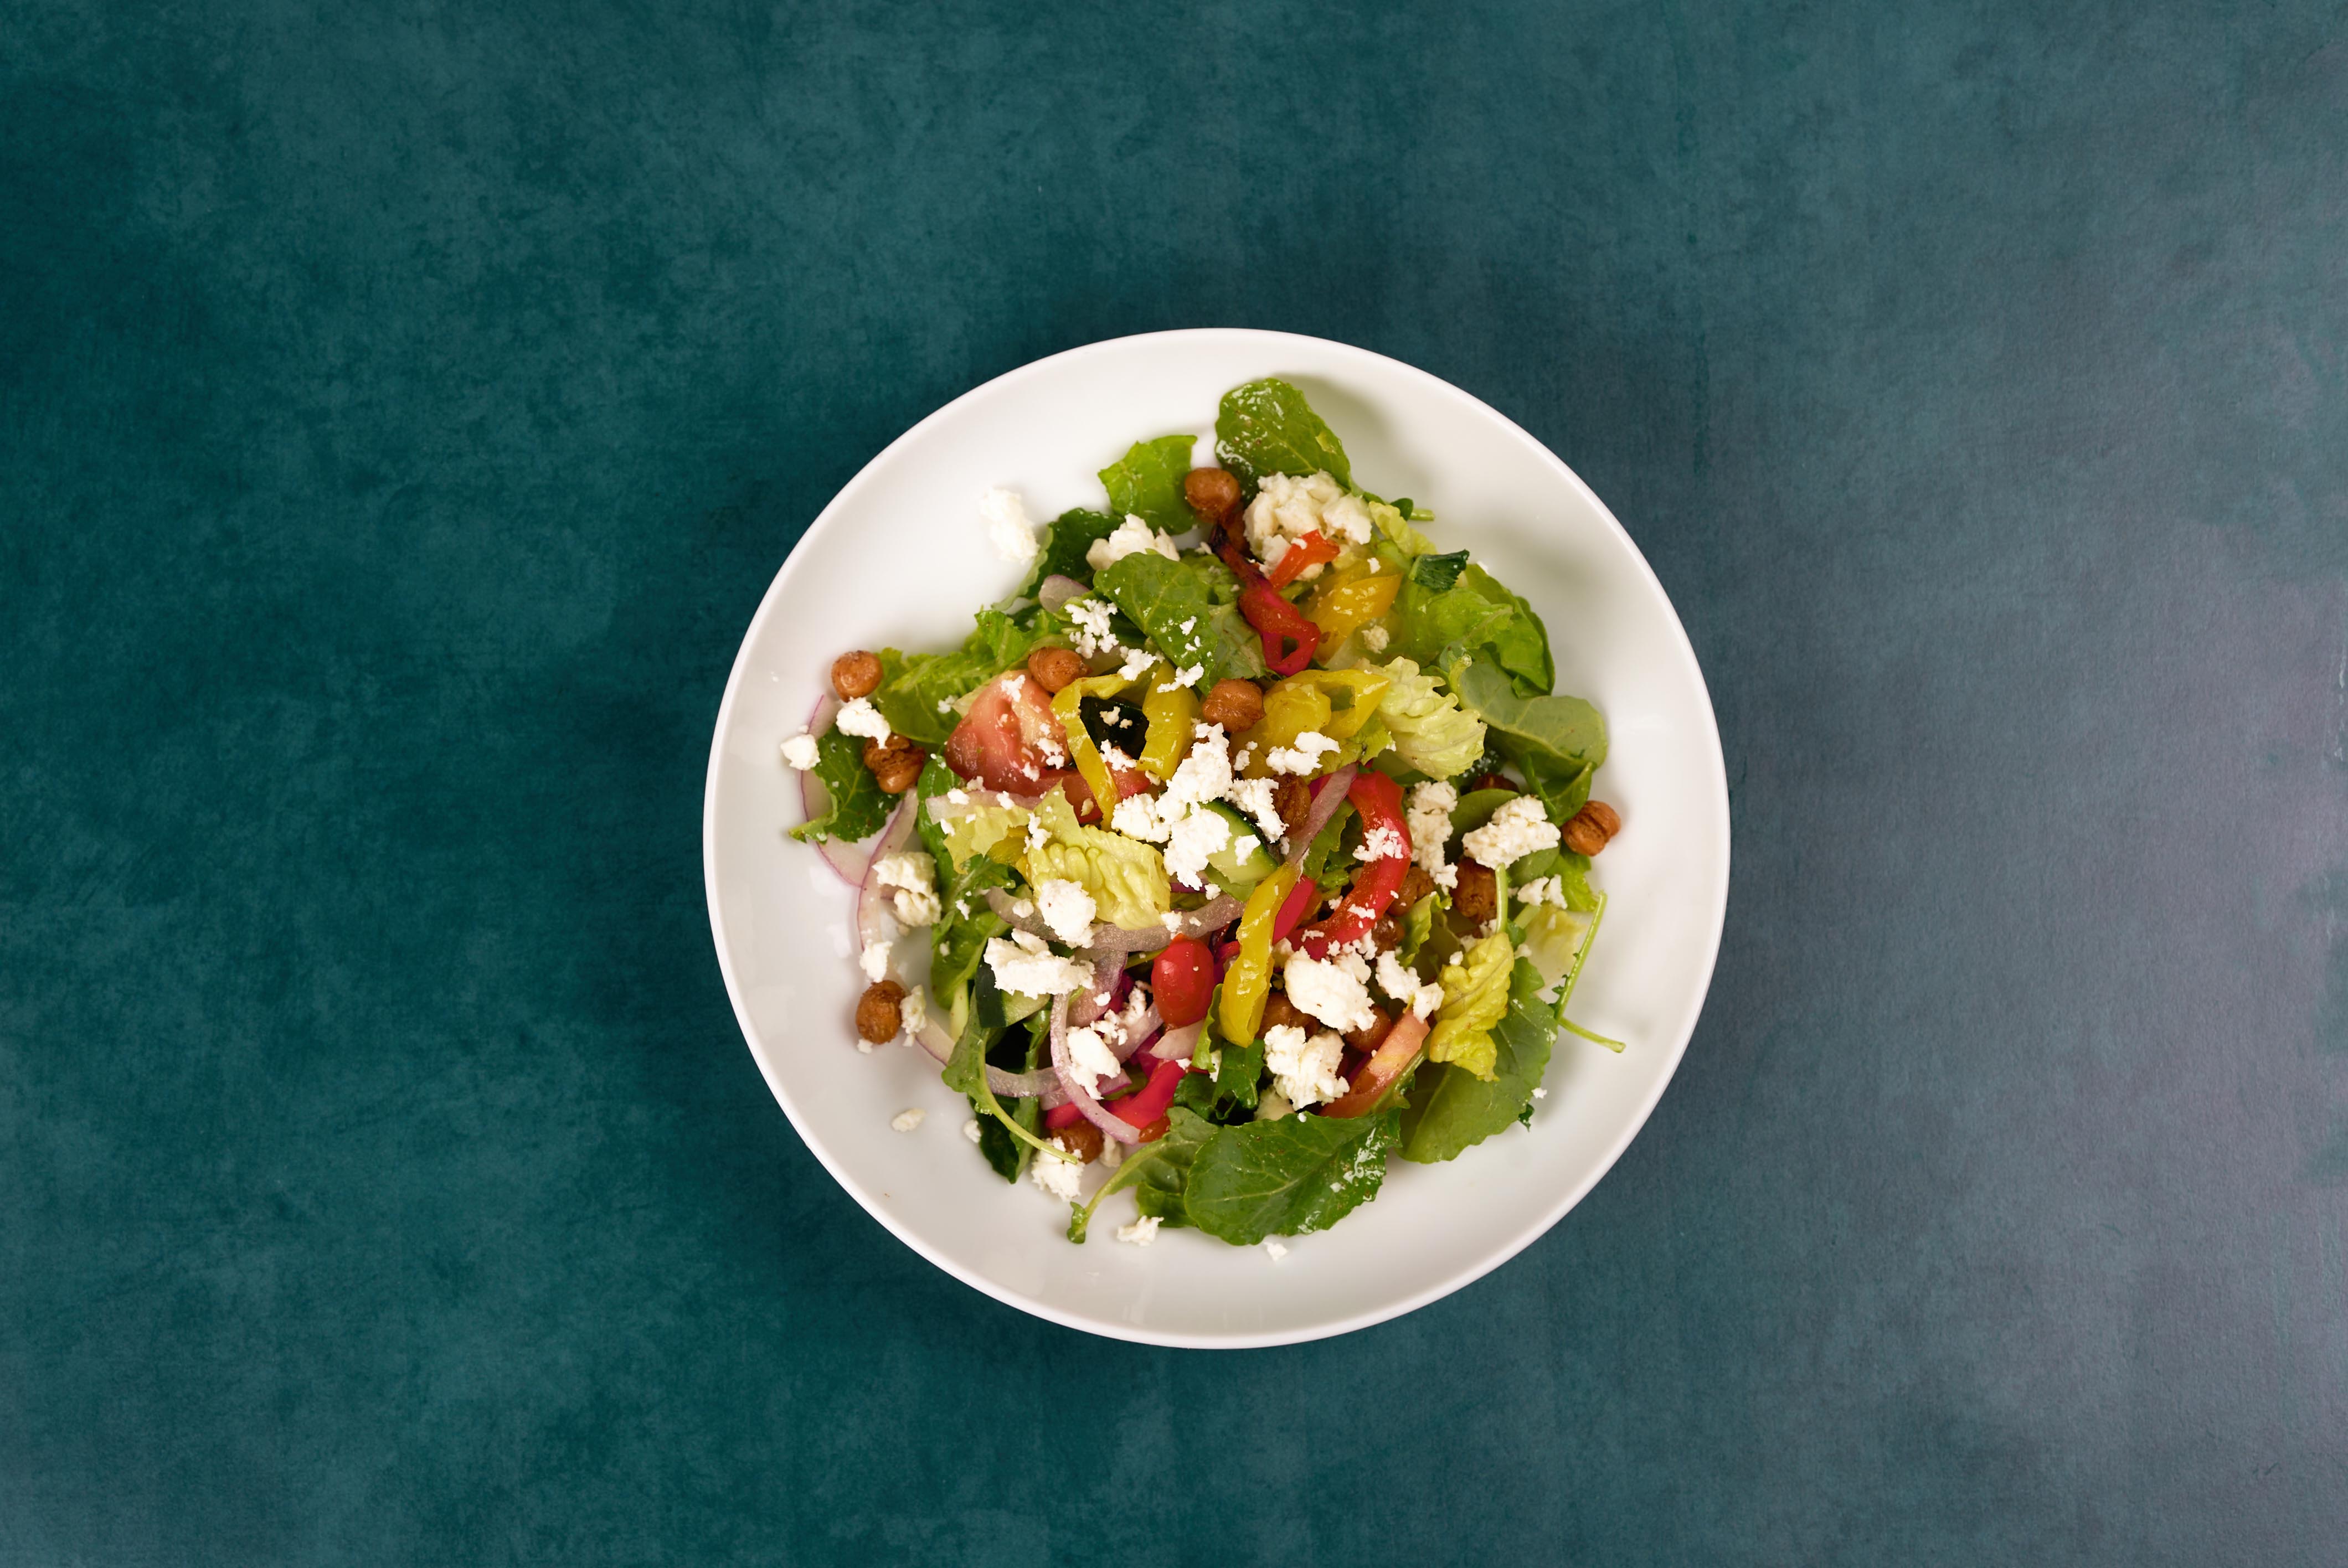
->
[702,327,1732,1348]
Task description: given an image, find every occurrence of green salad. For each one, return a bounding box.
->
[781,379,1625,1251]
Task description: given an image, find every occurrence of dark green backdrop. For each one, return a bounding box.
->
[6,1,2345,1562]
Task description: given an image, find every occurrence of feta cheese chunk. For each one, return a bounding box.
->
[890,1107,925,1133]
[858,939,893,984]
[1065,1024,1124,1097]
[872,851,941,927]
[1243,471,1373,572]
[1358,625,1389,653]
[1032,878,1098,947]
[1111,793,1171,843]
[1262,1023,1348,1110]
[780,732,821,770]
[835,697,892,744]
[1263,1238,1290,1262]
[899,984,929,1039]
[1376,951,1444,1018]
[1116,1215,1161,1246]
[1517,875,1568,909]
[1282,951,1381,1033]
[962,1117,983,1144]
[982,486,1039,567]
[1265,730,1340,776]
[1406,780,1461,892]
[1461,794,1561,869]
[1031,1147,1084,1201]
[1085,514,1182,571]
[1065,597,1120,658]
[984,930,1093,997]
[1253,1088,1295,1122]
[1224,776,1284,841]
[1356,823,1407,861]
[1161,803,1232,890]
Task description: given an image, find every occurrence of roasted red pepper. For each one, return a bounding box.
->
[1109,1055,1190,1132]
[1219,533,1321,675]
[1264,528,1338,589]
[1299,771,1410,957]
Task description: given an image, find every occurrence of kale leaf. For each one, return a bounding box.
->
[1181,1109,1401,1244]
[787,728,892,844]
[1214,378,1352,492]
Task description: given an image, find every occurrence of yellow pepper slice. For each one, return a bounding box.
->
[1304,567,1400,645]
[1237,669,1393,776]
[1050,668,1140,814]
[1138,666,1199,782]
[1217,860,1299,1045]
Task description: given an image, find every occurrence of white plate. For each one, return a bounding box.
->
[703,329,1729,1348]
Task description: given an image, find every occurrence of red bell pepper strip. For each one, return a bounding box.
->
[1219,533,1321,675]
[1299,771,1410,957]
[1109,1055,1190,1131]
[1264,529,1338,589]
[1273,870,1319,943]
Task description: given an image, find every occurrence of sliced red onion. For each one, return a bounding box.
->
[1048,993,1143,1146]
[914,1014,1084,1101]
[1080,895,1247,959]
[1039,574,1090,613]
[854,797,919,976]
[1068,955,1124,1029]
[1282,762,1357,864]
[1151,1019,1207,1064]
[982,887,1054,939]
[794,694,875,886]
[1112,1004,1162,1062]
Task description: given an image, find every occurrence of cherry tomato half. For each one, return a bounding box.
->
[1151,937,1218,1029]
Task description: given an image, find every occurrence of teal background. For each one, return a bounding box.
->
[5,0,2345,1561]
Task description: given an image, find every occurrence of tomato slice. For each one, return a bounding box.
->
[944,671,1073,795]
[1320,1011,1430,1118]
[1151,938,1217,1028]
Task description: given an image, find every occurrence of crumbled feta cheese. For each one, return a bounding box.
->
[1164,723,1233,812]
[1243,471,1373,569]
[872,851,941,927]
[1263,1239,1290,1261]
[1359,625,1389,653]
[1116,1215,1160,1246]
[1117,646,1155,682]
[890,1107,925,1133]
[1376,951,1444,1018]
[1283,952,1380,1033]
[1111,793,1170,843]
[1265,730,1340,776]
[899,984,929,1039]
[1065,599,1119,658]
[1024,814,1052,854]
[1224,776,1284,840]
[984,930,1093,997]
[1532,1087,1547,1100]
[835,698,891,744]
[962,1117,983,1143]
[1263,1024,1349,1110]
[946,788,970,806]
[1085,514,1182,571]
[1254,1088,1295,1122]
[1066,1025,1122,1096]
[859,940,893,984]
[1462,795,1561,869]
[1033,878,1098,947]
[1177,617,1196,635]
[1100,743,1140,773]
[1173,663,1203,688]
[780,733,820,770]
[1031,1148,1084,1200]
[937,698,954,713]
[1356,823,1407,861]
[1162,803,1232,889]
[1161,910,1185,931]
[1517,875,1568,909]
[1405,780,1458,888]
[982,486,1038,566]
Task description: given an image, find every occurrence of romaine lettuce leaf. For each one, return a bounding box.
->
[1214,378,1352,492]
[1425,930,1515,1079]
[873,608,1036,745]
[787,728,892,844]
[1179,1108,1400,1244]
[1094,551,1266,686]
[1446,658,1608,826]
[1023,787,1171,929]
[1401,960,1557,1163]
[1368,657,1487,779]
[1099,435,1198,534]
[1368,498,1435,558]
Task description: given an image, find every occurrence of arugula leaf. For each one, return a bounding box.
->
[971,1014,1048,1182]
[1510,846,1598,913]
[1175,1020,1264,1123]
[1094,551,1267,685]
[873,609,1036,745]
[1401,960,1557,1163]
[1020,508,1124,596]
[945,967,1064,1165]
[1214,378,1352,492]
[1410,550,1469,591]
[1067,1108,1217,1242]
[1387,565,1553,695]
[1099,435,1199,534]
[1181,1110,1401,1244]
[787,728,892,844]
[1446,658,1608,827]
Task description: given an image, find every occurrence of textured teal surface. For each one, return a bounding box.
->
[6,1,2346,1562]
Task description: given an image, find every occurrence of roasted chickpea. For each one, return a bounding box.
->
[1398,865,1437,908]
[1371,911,1404,951]
[1200,678,1264,734]
[862,736,927,793]
[1453,863,1498,924]
[1344,1007,1394,1053]
[1563,800,1622,857]
[1273,776,1314,841]
[831,650,882,700]
[855,979,905,1042]
[1052,1122,1105,1164]
[1260,988,1309,1035]
[1183,466,1243,525]
[1026,646,1086,693]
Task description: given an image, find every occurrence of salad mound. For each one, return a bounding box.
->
[782,379,1624,1250]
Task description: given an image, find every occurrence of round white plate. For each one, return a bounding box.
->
[703,329,1729,1348]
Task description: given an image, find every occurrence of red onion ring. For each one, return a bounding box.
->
[1068,954,1124,1028]
[914,1015,1077,1101]
[981,886,1053,939]
[1079,894,1247,958]
[1281,762,1356,863]
[1112,1004,1162,1063]
[1151,1019,1207,1064]
[1048,993,1143,1146]
[794,694,876,886]
[1039,574,1089,613]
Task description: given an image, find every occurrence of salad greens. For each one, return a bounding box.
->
[783,377,1629,1250]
